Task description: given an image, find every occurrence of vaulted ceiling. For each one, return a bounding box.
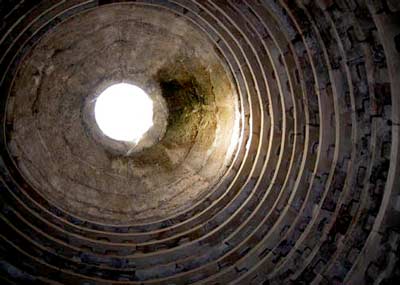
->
[0,1,399,284]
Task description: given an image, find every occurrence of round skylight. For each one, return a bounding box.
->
[94,83,153,142]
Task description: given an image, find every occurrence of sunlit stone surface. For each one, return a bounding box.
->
[0,1,399,284]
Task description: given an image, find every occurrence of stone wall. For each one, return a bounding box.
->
[0,0,399,284]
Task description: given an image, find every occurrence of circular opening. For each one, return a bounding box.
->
[94,83,153,142]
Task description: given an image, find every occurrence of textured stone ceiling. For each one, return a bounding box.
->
[7,4,237,224]
[0,1,399,284]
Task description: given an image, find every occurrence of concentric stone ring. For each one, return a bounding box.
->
[0,1,399,284]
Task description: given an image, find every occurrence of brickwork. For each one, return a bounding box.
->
[0,0,399,284]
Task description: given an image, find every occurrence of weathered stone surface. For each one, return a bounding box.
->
[0,0,399,284]
[7,5,238,224]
